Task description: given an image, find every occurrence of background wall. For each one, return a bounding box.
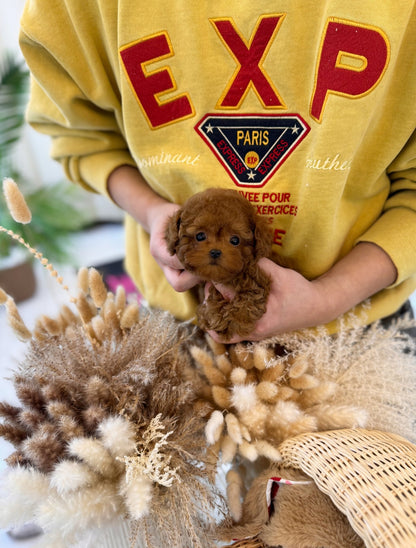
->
[0,2,122,220]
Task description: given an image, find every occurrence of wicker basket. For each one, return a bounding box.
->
[279,428,416,548]
[85,429,416,548]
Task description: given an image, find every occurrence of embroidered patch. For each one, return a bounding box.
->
[195,113,310,187]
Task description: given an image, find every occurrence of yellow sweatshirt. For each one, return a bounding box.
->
[20,1,416,328]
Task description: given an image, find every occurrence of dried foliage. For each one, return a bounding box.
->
[1,178,416,546]
[191,315,416,519]
[0,269,226,547]
[3,177,31,223]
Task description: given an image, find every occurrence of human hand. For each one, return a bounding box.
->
[205,258,331,343]
[148,202,201,292]
[207,241,397,343]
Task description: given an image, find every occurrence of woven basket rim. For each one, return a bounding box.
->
[278,428,416,547]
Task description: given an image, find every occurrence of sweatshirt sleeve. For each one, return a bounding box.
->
[19,2,136,198]
[356,128,416,286]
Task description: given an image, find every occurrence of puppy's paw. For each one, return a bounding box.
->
[197,301,252,340]
[197,301,230,334]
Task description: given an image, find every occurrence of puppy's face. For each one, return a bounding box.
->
[176,215,255,283]
[165,189,272,283]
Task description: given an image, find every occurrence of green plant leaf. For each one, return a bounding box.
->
[0,53,29,170]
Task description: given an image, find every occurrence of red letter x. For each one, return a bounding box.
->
[212,15,286,109]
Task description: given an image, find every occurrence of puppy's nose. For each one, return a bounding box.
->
[209,249,222,259]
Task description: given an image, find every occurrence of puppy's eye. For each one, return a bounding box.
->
[229,236,240,246]
[195,232,207,242]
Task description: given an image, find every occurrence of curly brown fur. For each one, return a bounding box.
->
[219,466,364,548]
[165,188,273,339]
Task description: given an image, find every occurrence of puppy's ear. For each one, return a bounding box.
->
[253,213,273,259]
[164,209,182,255]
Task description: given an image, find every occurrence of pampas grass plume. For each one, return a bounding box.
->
[212,386,231,408]
[0,288,7,304]
[120,303,140,329]
[226,469,243,521]
[289,373,319,390]
[288,356,309,378]
[5,298,31,340]
[261,362,285,382]
[314,404,368,429]
[239,440,258,462]
[88,268,108,308]
[231,344,254,370]
[230,367,247,385]
[98,416,136,458]
[38,480,122,540]
[256,381,278,402]
[205,410,224,444]
[254,440,282,462]
[121,473,153,520]
[231,384,258,413]
[299,381,337,407]
[91,315,106,341]
[0,467,49,528]
[3,178,32,224]
[225,413,243,445]
[77,267,89,294]
[69,437,118,478]
[220,435,237,463]
[216,353,233,375]
[50,460,99,494]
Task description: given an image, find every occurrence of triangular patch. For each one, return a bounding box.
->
[195,113,310,188]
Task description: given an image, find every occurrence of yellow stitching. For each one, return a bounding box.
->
[336,51,368,72]
[119,32,195,130]
[310,17,391,123]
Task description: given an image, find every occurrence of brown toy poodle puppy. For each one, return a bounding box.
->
[165,188,273,340]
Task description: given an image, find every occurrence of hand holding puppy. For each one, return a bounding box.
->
[165,188,273,340]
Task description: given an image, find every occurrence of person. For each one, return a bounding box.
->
[19,1,416,343]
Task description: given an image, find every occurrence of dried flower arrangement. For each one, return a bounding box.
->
[1,177,416,547]
[0,178,227,547]
[190,311,416,521]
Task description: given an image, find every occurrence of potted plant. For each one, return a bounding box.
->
[0,52,88,301]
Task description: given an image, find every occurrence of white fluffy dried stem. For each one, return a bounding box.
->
[225,413,243,445]
[205,410,224,445]
[5,297,32,341]
[226,469,243,522]
[69,437,120,478]
[88,268,108,308]
[98,416,136,458]
[120,472,153,520]
[0,467,49,529]
[3,177,32,224]
[50,460,99,494]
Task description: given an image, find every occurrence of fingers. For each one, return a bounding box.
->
[207,330,246,344]
[164,266,200,292]
[211,283,236,301]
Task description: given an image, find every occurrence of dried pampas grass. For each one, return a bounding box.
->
[191,314,416,519]
[3,177,32,224]
[0,268,227,547]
